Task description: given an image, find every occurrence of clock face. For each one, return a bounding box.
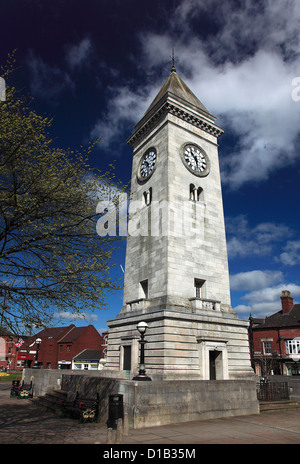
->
[138,148,157,181]
[182,144,210,176]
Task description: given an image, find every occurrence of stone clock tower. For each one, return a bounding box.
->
[104,66,254,381]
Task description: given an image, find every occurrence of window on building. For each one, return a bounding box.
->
[263,341,272,355]
[140,279,148,299]
[195,279,205,298]
[66,345,71,352]
[197,187,204,201]
[190,184,196,201]
[190,184,204,202]
[123,346,131,371]
[59,345,63,352]
[143,187,152,206]
[285,339,300,355]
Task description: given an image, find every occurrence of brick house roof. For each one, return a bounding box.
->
[73,349,102,362]
[59,326,89,343]
[254,304,300,329]
[34,325,74,340]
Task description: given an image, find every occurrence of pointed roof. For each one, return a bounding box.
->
[127,66,223,146]
[59,325,89,343]
[34,325,75,340]
[144,67,211,118]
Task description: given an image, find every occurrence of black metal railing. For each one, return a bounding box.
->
[256,380,290,401]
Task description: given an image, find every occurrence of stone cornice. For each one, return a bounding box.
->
[127,100,224,146]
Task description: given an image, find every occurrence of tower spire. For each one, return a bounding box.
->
[171,48,176,73]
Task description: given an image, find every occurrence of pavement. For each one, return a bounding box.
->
[1,383,300,446]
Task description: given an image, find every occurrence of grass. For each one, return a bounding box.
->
[0,372,22,382]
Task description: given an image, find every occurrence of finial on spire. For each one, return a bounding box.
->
[170,48,177,73]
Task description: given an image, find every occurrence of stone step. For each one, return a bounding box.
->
[31,389,68,415]
[260,400,300,413]
[47,389,68,400]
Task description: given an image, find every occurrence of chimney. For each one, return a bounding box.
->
[281,290,294,314]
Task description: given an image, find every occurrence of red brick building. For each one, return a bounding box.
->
[249,290,300,377]
[18,324,105,369]
[0,328,26,371]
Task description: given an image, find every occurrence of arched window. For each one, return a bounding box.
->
[143,187,152,206]
[197,187,204,201]
[190,184,204,202]
[189,184,196,201]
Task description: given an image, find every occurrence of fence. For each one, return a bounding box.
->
[257,380,290,401]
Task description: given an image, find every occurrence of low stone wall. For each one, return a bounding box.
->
[130,379,259,428]
[23,368,63,397]
[59,373,260,428]
[23,369,259,429]
[22,368,110,397]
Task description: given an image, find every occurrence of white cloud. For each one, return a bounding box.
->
[131,0,300,188]
[26,38,94,101]
[226,215,292,258]
[230,270,284,291]
[97,327,109,335]
[90,85,155,150]
[189,0,300,64]
[233,282,300,318]
[26,50,74,100]
[278,240,300,265]
[54,311,98,322]
[193,51,299,188]
[233,304,252,315]
[83,0,300,186]
[65,37,93,69]
[244,283,300,304]
[234,301,281,318]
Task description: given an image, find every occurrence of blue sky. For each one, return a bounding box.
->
[1,0,300,332]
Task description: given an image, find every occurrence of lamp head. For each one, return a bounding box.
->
[36,338,42,344]
[136,321,148,334]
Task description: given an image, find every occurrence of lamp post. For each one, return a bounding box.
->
[34,338,42,368]
[132,321,152,381]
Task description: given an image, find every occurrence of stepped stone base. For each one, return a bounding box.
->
[105,309,255,381]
